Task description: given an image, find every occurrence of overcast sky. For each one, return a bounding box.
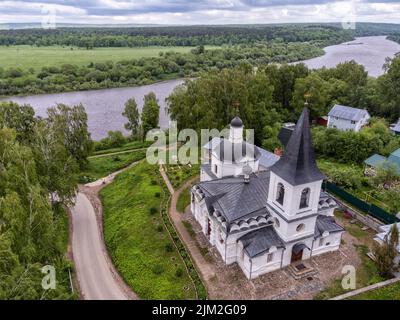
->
[0,0,399,25]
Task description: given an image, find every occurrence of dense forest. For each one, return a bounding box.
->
[0,24,354,48]
[0,102,92,299]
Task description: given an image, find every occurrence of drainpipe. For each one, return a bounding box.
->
[249,258,253,281]
[280,248,285,269]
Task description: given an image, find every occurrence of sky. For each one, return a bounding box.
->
[0,0,399,25]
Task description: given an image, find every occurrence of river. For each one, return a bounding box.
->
[1,79,185,140]
[298,36,400,77]
[2,36,399,140]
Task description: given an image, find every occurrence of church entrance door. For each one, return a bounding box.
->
[291,250,303,263]
[291,243,307,263]
[207,219,212,239]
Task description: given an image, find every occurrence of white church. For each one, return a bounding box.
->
[191,107,344,279]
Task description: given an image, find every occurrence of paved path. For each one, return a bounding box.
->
[71,192,129,300]
[162,173,216,283]
[71,161,143,300]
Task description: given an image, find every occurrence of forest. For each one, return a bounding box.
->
[0,24,355,47]
[0,102,92,299]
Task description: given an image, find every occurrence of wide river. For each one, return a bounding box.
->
[2,36,399,140]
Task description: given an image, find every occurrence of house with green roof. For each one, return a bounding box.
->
[364,148,400,175]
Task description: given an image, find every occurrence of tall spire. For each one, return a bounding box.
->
[270,107,325,185]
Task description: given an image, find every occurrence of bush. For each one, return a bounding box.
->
[149,207,158,215]
[155,192,161,198]
[175,268,184,278]
[152,265,165,275]
[165,243,174,252]
[156,225,164,232]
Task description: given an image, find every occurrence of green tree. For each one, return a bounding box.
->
[0,101,35,143]
[292,73,331,119]
[123,98,140,138]
[47,104,93,169]
[374,224,399,278]
[141,92,160,140]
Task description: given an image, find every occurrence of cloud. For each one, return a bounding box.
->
[0,0,399,24]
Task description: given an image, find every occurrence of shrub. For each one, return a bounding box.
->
[149,207,158,215]
[155,192,161,198]
[156,225,164,232]
[165,243,174,252]
[175,268,184,278]
[152,265,165,275]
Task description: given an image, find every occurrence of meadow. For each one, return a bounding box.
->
[100,161,197,299]
[0,45,216,70]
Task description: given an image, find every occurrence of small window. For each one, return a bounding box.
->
[296,224,305,232]
[299,188,311,209]
[267,253,274,263]
[319,238,324,247]
[351,121,356,124]
[214,165,218,174]
[276,183,285,205]
[274,218,280,229]
[326,242,331,246]
[219,231,224,244]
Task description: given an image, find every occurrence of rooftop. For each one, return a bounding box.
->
[328,104,370,122]
[271,107,326,186]
[239,226,285,258]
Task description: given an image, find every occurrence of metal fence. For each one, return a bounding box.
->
[323,181,400,225]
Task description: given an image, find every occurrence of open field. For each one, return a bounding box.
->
[0,45,219,70]
[100,161,197,299]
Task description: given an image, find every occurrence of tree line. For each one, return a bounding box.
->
[0,102,92,299]
[0,24,354,48]
[167,57,400,148]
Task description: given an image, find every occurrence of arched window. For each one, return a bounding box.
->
[299,188,311,209]
[273,218,280,229]
[276,183,285,205]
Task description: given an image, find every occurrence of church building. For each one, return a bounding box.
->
[191,107,344,279]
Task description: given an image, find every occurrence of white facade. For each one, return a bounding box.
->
[191,114,344,279]
[327,105,371,132]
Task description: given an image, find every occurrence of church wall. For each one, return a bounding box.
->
[249,249,284,279]
[272,213,318,244]
[311,232,343,257]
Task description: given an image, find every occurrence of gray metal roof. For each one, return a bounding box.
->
[278,126,294,148]
[328,104,370,122]
[258,147,280,169]
[239,226,285,258]
[314,215,344,238]
[203,137,222,150]
[214,139,261,163]
[271,107,326,186]
[197,171,270,223]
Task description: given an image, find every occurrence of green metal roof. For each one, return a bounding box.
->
[364,154,387,167]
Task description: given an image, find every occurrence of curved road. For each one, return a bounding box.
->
[71,192,129,300]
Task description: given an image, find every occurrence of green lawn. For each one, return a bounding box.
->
[92,141,152,157]
[0,45,218,71]
[177,187,192,213]
[349,281,400,300]
[80,150,147,182]
[100,161,197,300]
